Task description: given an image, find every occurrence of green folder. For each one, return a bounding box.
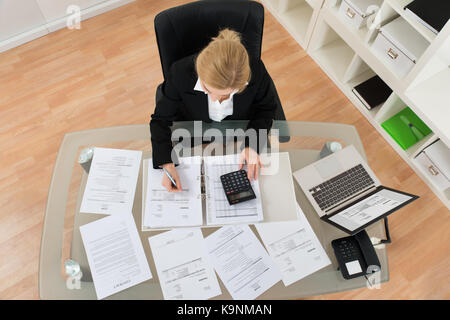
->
[381,107,432,150]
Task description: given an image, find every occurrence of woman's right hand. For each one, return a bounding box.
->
[161,163,183,192]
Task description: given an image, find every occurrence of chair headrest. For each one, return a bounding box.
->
[155,0,264,80]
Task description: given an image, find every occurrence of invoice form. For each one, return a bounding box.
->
[80,147,142,215]
[255,203,331,286]
[143,156,203,228]
[80,213,152,299]
[148,228,221,300]
[204,154,264,225]
[205,224,281,300]
[328,188,413,232]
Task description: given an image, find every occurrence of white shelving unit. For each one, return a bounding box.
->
[384,0,436,42]
[263,0,450,208]
[262,0,325,49]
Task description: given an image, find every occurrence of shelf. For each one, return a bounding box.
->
[309,18,356,82]
[384,0,437,43]
[328,1,370,44]
[412,156,450,205]
[321,5,407,90]
[305,0,317,8]
[405,68,450,148]
[263,0,281,13]
[263,0,325,50]
[312,38,355,81]
[405,133,438,158]
[281,2,314,44]
[344,68,381,119]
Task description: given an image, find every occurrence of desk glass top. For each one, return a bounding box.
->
[39,121,388,299]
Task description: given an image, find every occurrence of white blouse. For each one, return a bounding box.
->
[194,78,236,122]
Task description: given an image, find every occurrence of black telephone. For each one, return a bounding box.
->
[331,230,381,280]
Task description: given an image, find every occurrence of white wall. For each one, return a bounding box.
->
[0,0,48,42]
[35,0,108,24]
[0,0,134,52]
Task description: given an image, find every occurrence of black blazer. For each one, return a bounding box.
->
[150,54,277,168]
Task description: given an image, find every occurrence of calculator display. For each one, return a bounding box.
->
[229,190,253,201]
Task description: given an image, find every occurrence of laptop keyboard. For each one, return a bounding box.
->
[309,164,375,211]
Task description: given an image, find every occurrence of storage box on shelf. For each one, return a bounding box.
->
[415,139,450,192]
[261,0,325,49]
[338,0,383,30]
[383,0,437,42]
[371,16,430,78]
[319,1,408,92]
[412,145,450,207]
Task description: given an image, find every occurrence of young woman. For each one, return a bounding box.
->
[150,28,277,192]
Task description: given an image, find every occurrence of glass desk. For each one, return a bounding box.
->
[39,121,388,299]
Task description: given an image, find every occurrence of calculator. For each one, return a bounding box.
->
[220,170,256,205]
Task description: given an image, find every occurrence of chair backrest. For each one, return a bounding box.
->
[154,0,264,80]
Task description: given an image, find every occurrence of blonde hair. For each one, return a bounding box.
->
[196,29,251,93]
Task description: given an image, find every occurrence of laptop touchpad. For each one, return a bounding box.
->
[314,156,343,180]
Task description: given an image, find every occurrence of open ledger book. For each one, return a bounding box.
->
[142,154,264,230]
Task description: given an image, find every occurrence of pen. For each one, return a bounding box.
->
[162,167,178,188]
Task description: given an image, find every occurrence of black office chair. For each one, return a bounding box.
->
[153,0,286,122]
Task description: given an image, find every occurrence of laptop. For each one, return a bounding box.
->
[293,145,418,235]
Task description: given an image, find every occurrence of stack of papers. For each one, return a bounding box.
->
[79,147,151,299]
[146,203,330,300]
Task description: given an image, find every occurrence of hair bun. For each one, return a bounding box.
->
[214,28,241,42]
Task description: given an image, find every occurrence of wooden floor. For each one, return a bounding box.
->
[0,0,448,300]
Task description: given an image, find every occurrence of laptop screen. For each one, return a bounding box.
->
[327,188,415,233]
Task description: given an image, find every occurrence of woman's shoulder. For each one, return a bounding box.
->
[248,57,269,84]
[169,54,197,76]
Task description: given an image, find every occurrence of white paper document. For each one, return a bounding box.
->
[328,188,413,232]
[144,156,203,228]
[80,147,142,215]
[80,213,152,300]
[204,154,264,225]
[255,203,331,286]
[205,224,281,300]
[149,228,221,300]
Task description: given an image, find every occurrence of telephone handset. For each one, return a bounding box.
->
[332,230,381,279]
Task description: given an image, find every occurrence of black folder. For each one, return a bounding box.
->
[404,0,450,34]
[352,75,392,110]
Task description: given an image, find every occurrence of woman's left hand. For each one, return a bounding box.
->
[238,147,262,181]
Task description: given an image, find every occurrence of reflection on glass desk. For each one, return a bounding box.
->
[39,121,389,299]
